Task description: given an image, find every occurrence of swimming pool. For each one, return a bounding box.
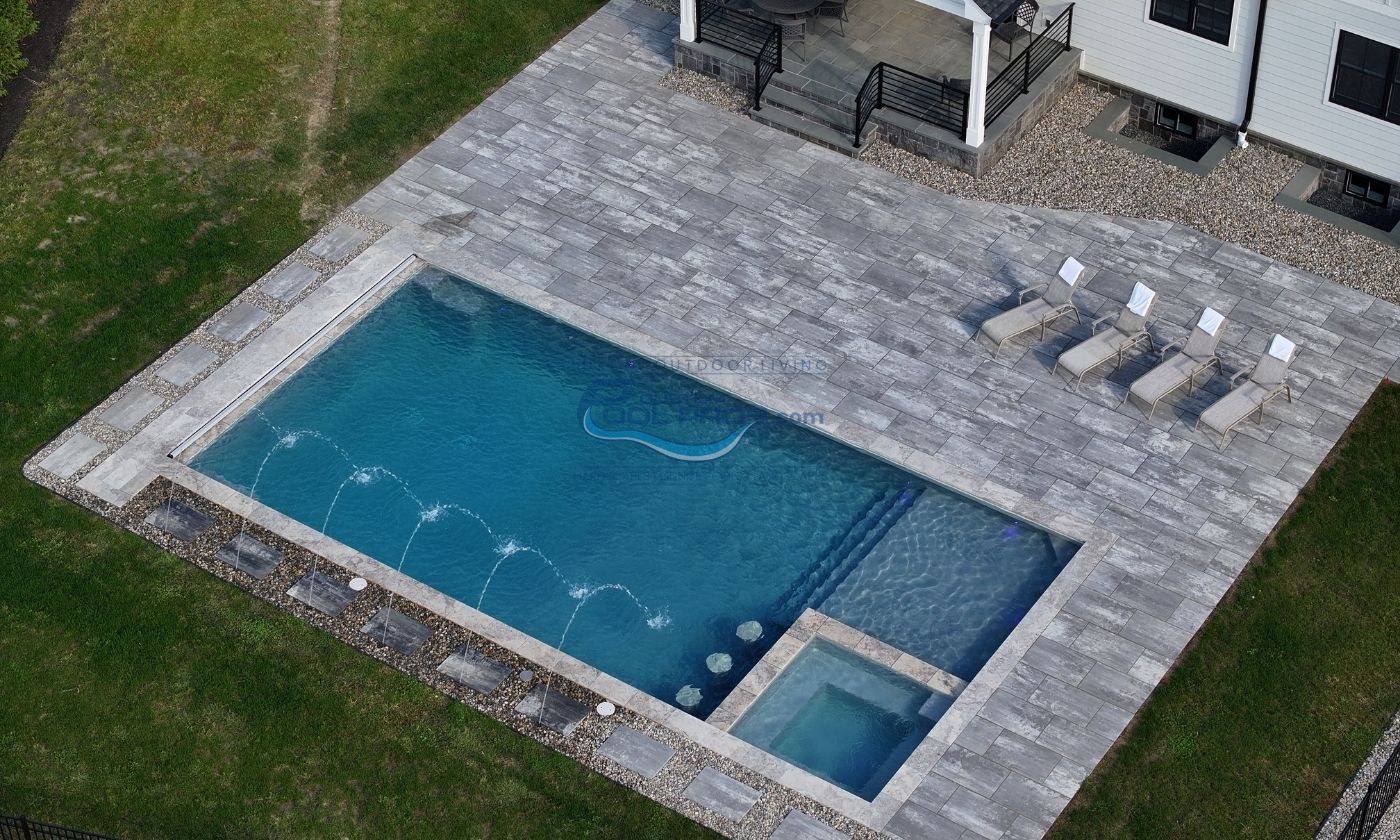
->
[190,267,1075,721]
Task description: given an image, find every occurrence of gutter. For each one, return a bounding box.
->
[1236,0,1271,146]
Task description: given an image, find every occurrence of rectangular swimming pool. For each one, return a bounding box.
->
[190,267,1076,728]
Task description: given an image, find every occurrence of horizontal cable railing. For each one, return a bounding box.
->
[695,0,783,108]
[0,815,119,840]
[853,63,969,146]
[985,3,1073,127]
[1339,736,1400,840]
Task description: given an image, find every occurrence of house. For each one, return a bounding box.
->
[674,0,1400,221]
[1073,0,1400,228]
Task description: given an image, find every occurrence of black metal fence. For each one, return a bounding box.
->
[984,3,1074,126]
[853,63,970,146]
[1339,737,1400,840]
[0,816,118,840]
[695,0,783,109]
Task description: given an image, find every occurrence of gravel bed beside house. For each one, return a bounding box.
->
[661,68,750,115]
[860,84,1400,303]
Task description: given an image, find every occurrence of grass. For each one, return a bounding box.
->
[1052,383,1400,839]
[0,0,712,836]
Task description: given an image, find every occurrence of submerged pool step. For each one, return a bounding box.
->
[808,486,924,610]
[778,485,924,620]
[775,488,893,620]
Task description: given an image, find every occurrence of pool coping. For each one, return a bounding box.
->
[29,228,1116,833]
[707,609,968,733]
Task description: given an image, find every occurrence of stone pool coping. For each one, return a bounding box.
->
[707,609,968,733]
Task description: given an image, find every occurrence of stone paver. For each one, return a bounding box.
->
[597,724,676,779]
[156,344,218,386]
[684,766,762,823]
[770,810,851,840]
[208,302,270,344]
[360,607,432,655]
[437,643,512,693]
[309,224,369,261]
[286,570,358,617]
[261,262,319,300]
[99,387,163,431]
[213,532,283,579]
[38,433,104,479]
[143,498,215,541]
[514,684,590,735]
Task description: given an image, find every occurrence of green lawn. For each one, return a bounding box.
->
[0,0,711,836]
[1052,384,1400,839]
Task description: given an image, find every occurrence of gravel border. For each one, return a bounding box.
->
[1316,709,1400,840]
[661,68,750,115]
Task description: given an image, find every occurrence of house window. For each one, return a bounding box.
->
[1345,170,1392,206]
[1330,31,1400,125]
[1150,0,1233,45]
[1156,105,1199,137]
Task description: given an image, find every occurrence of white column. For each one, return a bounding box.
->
[679,0,698,42]
[965,20,991,147]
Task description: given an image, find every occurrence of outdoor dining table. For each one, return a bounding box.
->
[749,0,823,15]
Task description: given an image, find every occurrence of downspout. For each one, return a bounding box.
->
[1236,0,1270,147]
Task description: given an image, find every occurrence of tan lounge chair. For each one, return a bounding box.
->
[1054,282,1157,389]
[1196,334,1297,449]
[1122,307,1227,417]
[977,257,1085,358]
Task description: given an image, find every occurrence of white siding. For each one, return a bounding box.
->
[1071,0,1258,123]
[1249,0,1400,180]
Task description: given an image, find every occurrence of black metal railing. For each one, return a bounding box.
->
[853,63,970,147]
[1339,737,1400,840]
[0,815,119,840]
[696,0,783,110]
[984,3,1074,126]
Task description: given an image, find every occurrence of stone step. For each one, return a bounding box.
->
[760,85,852,133]
[749,103,868,157]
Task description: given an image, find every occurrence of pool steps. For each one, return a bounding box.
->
[777,484,925,620]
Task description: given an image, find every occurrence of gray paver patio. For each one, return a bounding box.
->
[338,3,1398,835]
[36,0,1399,837]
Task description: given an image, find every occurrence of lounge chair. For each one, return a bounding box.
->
[977,257,1085,358]
[1122,307,1228,417]
[1053,282,1157,389]
[1195,334,1297,449]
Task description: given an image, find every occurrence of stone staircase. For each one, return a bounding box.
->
[749,83,871,156]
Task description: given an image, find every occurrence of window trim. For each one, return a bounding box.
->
[1326,29,1400,128]
[1155,104,1199,137]
[1143,0,1238,49]
[1344,170,1392,207]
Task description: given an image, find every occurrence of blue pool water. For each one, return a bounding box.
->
[190,267,1075,718]
[730,639,952,799]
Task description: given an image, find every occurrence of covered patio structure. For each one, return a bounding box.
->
[674,0,1079,173]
